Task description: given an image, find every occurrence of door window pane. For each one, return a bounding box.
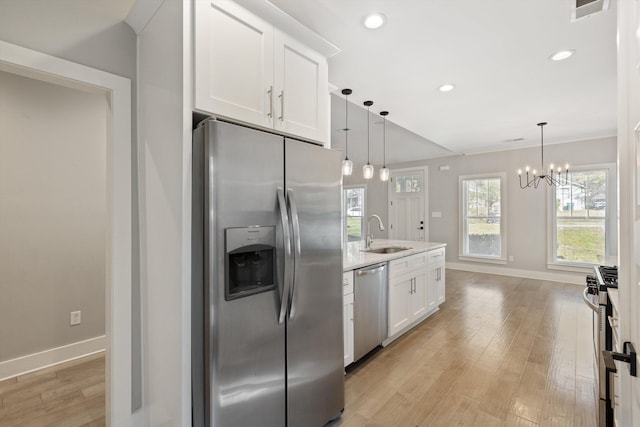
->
[394,174,421,193]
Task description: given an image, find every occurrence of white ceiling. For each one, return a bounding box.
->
[0,0,617,164]
[269,0,618,161]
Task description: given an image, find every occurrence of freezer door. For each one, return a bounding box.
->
[285,139,344,426]
[195,120,287,427]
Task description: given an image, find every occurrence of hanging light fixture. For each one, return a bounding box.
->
[379,111,390,181]
[518,122,569,189]
[341,88,353,176]
[363,100,374,179]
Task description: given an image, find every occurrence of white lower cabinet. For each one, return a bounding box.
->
[387,247,445,342]
[388,273,411,337]
[343,271,354,367]
[388,253,428,338]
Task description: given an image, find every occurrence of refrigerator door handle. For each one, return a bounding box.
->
[277,188,292,324]
[287,188,301,319]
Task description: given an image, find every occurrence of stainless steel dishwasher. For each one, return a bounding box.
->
[353,262,388,361]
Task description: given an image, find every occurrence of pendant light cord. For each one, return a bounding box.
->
[383,115,386,166]
[367,104,370,163]
[345,94,348,155]
[540,124,544,172]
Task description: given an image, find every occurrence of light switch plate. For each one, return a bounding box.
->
[70,311,81,326]
[431,211,442,218]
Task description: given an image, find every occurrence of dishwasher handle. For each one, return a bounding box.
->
[356,264,386,276]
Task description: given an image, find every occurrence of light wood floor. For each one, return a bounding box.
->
[0,352,105,427]
[336,270,597,427]
[0,271,596,427]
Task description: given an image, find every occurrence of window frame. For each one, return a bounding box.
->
[458,172,508,264]
[546,162,617,271]
[343,184,367,243]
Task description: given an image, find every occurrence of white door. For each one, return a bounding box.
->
[273,29,328,143]
[617,0,640,424]
[194,0,274,128]
[409,271,427,320]
[388,168,426,241]
[426,264,438,312]
[388,274,411,337]
[343,292,354,367]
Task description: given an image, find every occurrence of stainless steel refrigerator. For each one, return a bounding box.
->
[192,119,344,427]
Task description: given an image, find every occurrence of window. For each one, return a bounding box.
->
[343,186,366,242]
[549,164,617,267]
[459,173,507,263]
[394,174,422,193]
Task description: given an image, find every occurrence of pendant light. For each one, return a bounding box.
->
[341,89,353,176]
[363,100,374,179]
[379,111,390,182]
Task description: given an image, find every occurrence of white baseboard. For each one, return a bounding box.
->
[0,335,106,381]
[445,262,585,285]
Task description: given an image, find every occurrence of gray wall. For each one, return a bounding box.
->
[360,136,617,273]
[0,71,107,361]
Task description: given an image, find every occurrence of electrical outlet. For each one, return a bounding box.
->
[508,255,514,262]
[70,311,81,326]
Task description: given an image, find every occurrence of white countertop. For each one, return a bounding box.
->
[343,239,447,271]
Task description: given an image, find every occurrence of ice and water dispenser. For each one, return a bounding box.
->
[225,226,276,300]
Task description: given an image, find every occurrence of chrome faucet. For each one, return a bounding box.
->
[366,214,385,248]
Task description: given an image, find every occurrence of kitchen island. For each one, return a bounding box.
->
[342,239,447,366]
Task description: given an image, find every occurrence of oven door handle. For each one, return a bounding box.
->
[582,287,599,312]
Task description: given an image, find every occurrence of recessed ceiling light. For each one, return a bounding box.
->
[438,84,456,92]
[363,13,386,29]
[549,50,575,61]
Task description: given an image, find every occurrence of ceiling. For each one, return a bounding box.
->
[268,0,617,162]
[0,0,617,164]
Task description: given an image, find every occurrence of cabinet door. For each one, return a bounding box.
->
[273,29,328,143]
[436,265,446,304]
[388,274,411,337]
[426,265,437,312]
[343,292,354,367]
[410,271,428,320]
[194,0,274,128]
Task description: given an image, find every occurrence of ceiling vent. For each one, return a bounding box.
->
[571,0,609,22]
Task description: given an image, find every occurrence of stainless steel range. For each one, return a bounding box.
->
[583,265,617,427]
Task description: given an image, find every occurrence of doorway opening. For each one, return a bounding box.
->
[0,41,132,426]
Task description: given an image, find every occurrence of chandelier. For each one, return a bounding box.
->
[518,122,569,189]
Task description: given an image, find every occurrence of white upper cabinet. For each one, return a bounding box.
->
[194,0,274,128]
[194,0,329,143]
[273,30,328,142]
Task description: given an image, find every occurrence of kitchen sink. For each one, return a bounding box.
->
[363,246,411,254]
